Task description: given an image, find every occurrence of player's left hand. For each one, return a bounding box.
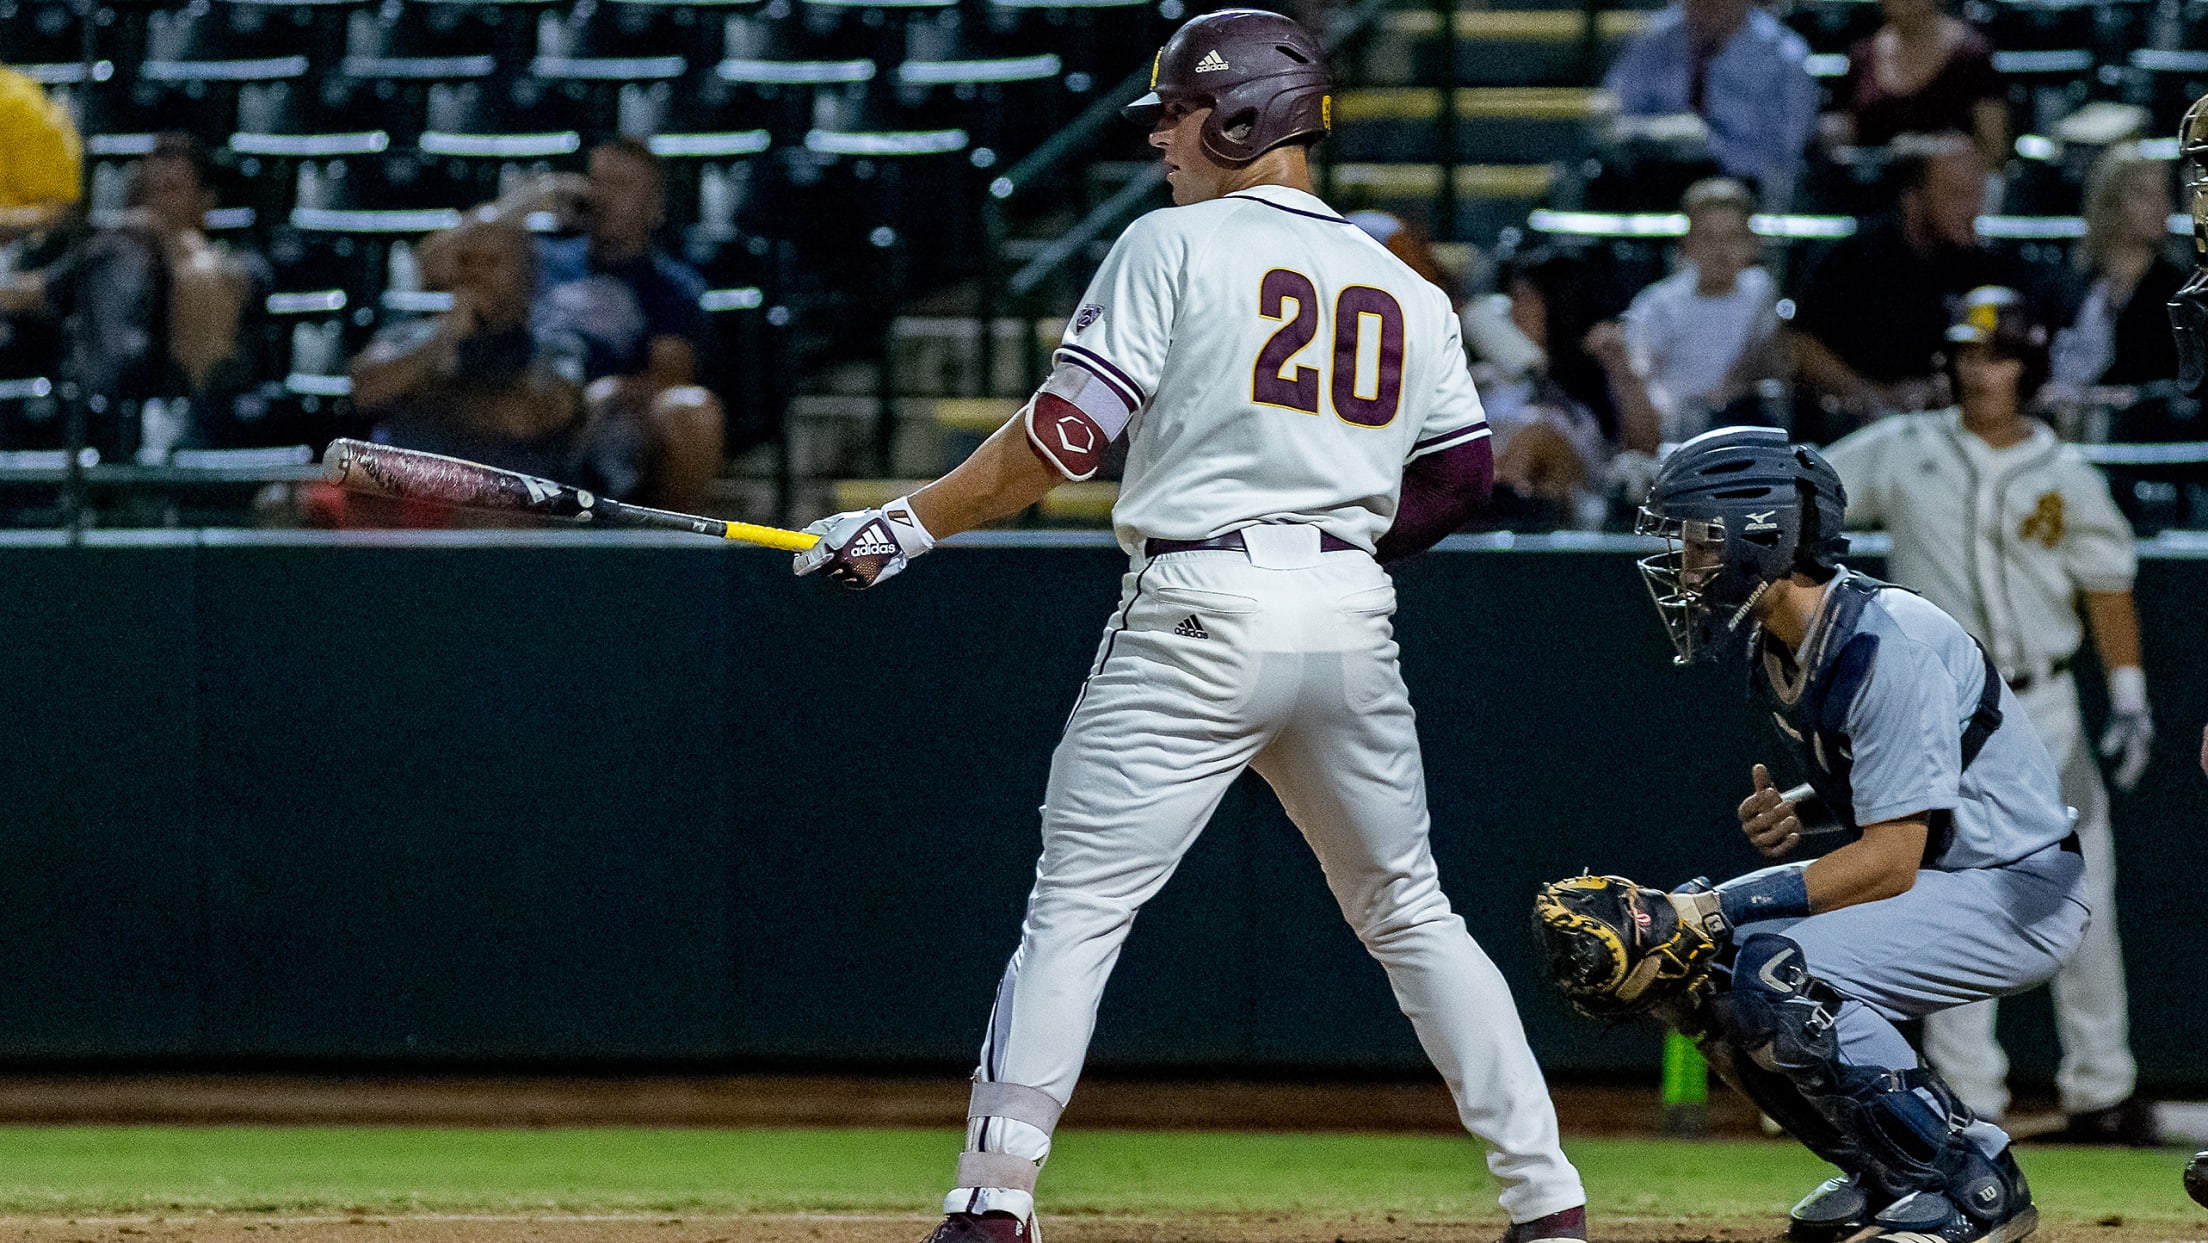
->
[2098,666,2153,792]
[792,495,936,590]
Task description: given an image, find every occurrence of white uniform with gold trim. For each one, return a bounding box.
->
[1823,409,2138,1120]
[951,184,1584,1227]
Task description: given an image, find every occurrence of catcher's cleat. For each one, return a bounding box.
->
[2184,1150,2208,1209]
[1788,1173,1886,1243]
[1497,1204,1586,1243]
[1868,1148,2035,1243]
[919,1212,1033,1243]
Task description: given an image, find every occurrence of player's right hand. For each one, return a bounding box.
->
[1738,763,1802,859]
[791,496,935,590]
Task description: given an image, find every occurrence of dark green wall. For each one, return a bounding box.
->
[1,535,2202,1085]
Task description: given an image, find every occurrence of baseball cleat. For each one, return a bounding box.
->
[1787,1172,1886,1243]
[2185,1151,2208,1209]
[919,1211,1033,1243]
[1868,1148,2035,1243]
[2050,1098,2158,1147]
[1496,1204,1586,1243]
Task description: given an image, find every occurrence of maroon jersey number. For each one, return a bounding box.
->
[1252,269,1321,413]
[1251,272,1405,427]
[1331,285,1405,428]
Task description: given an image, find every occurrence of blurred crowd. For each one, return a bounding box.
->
[1,0,2203,532]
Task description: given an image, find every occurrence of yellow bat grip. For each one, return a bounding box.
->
[723,521,821,552]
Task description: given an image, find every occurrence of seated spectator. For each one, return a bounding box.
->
[1829,0,2006,174]
[1464,249,1614,528]
[0,134,269,447]
[1600,0,1819,206]
[460,138,723,512]
[0,63,81,237]
[2047,144,2186,400]
[350,211,644,507]
[1584,177,1783,452]
[1787,133,2023,435]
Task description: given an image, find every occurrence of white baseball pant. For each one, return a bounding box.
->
[945,537,1584,1226]
[1920,673,2135,1118]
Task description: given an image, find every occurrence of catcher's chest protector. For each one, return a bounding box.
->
[1752,574,2003,854]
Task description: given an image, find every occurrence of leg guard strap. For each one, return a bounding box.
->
[956,1151,1041,1193]
[969,1081,1063,1135]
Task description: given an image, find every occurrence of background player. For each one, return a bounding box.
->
[1822,287,2155,1142]
[791,11,1588,1243]
[1584,428,2087,1243]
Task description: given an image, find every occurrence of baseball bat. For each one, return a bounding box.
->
[320,438,819,552]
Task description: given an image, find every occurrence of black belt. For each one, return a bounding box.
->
[1145,529,1361,557]
[2007,653,2074,694]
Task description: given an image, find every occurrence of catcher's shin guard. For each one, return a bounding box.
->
[1706,936,1978,1207]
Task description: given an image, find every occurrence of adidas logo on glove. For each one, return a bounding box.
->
[848,524,899,558]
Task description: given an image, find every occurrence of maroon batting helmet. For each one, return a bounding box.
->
[1121,9,1331,166]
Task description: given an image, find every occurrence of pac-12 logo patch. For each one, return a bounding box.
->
[1073,302,1104,331]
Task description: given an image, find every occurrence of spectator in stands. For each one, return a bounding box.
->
[1601,0,1820,206]
[0,63,81,236]
[1787,133,2019,434]
[1584,177,1783,452]
[1466,249,1614,527]
[464,138,722,512]
[0,134,269,441]
[1829,0,2006,174]
[2047,144,2185,399]
[350,210,644,504]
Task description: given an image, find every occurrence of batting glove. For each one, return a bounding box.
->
[2099,665,2154,792]
[792,494,936,590]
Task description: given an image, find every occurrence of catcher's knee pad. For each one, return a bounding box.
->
[1710,935,1845,1089]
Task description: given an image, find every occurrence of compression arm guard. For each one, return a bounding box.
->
[1025,356,1139,481]
[1376,433,1494,563]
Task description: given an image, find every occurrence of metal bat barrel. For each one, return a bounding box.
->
[322,438,587,518]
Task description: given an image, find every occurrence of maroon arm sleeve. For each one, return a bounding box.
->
[1375,434,1493,564]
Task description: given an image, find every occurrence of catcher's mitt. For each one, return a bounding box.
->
[1531,874,1720,1020]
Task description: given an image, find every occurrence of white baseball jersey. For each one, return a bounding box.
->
[1029,183,1489,554]
[1822,410,2135,682]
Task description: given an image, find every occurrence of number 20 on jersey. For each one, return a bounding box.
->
[1252,269,1406,429]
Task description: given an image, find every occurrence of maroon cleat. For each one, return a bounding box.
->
[1499,1205,1587,1243]
[919,1211,1033,1243]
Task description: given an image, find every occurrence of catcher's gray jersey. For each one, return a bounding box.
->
[1759,568,2072,870]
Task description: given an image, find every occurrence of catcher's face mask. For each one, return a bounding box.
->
[2173,94,2208,396]
[1636,511,1769,666]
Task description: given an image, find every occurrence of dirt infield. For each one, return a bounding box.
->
[0,1073,1787,1136]
[0,1211,2195,1243]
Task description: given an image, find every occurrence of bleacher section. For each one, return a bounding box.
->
[3,0,2203,529]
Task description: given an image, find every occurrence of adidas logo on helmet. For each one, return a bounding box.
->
[1194,49,1230,72]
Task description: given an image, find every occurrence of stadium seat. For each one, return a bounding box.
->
[532,1,700,84]
[1360,9,1652,89]
[1331,87,1600,165]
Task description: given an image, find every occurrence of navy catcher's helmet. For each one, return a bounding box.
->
[1121,9,1331,166]
[1636,427,1849,666]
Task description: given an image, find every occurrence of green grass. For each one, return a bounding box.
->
[0,1128,2190,1225]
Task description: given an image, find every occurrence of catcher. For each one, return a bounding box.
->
[1534,427,2088,1243]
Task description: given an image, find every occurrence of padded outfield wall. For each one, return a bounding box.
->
[1,530,2202,1084]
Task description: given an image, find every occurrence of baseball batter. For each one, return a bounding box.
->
[1822,287,2154,1140]
[1545,427,2089,1243]
[791,11,1586,1243]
